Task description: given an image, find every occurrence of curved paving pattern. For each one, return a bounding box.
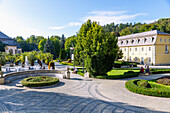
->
[0,75,170,113]
[0,62,169,113]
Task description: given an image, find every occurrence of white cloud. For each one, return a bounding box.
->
[68,22,82,26]
[82,11,147,25]
[49,22,82,30]
[143,19,159,24]
[88,11,127,16]
[48,26,66,30]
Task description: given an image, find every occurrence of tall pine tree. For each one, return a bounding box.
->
[43,37,54,55]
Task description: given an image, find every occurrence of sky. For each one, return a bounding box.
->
[0,0,170,39]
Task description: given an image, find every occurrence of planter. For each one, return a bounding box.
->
[0,71,4,85]
[0,71,4,77]
[31,62,34,66]
[0,77,4,85]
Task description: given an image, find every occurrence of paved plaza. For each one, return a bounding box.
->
[0,63,170,113]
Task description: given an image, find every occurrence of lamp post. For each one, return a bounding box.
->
[70,43,75,69]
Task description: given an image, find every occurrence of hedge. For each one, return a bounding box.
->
[151,69,170,74]
[95,72,139,79]
[125,79,170,97]
[21,76,59,87]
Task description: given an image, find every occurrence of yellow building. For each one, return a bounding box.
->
[117,30,170,65]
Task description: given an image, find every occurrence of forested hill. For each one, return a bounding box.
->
[102,18,170,36]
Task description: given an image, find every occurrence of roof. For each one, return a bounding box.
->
[0,31,12,39]
[0,31,21,48]
[118,30,170,40]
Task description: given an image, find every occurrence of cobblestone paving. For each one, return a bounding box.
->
[0,74,169,113]
[0,63,169,113]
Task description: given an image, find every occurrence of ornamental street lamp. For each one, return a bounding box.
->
[70,43,75,69]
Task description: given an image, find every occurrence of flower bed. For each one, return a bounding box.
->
[125,79,170,97]
[21,76,59,87]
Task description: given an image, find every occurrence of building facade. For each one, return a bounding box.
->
[118,30,170,65]
[0,31,22,54]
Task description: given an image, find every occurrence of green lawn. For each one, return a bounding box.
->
[107,70,140,76]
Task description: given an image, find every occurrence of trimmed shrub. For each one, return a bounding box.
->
[21,76,59,87]
[95,72,139,79]
[125,79,170,97]
[151,69,170,74]
[138,81,150,88]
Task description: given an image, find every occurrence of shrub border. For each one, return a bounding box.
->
[125,79,170,97]
[21,76,59,87]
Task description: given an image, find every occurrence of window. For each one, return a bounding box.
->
[149,47,151,51]
[124,48,126,51]
[124,56,126,60]
[165,38,167,42]
[138,39,140,43]
[160,38,162,42]
[142,47,144,51]
[169,38,170,42]
[135,57,137,61]
[152,37,154,42]
[129,56,131,61]
[165,45,168,51]
[126,40,129,44]
[131,40,134,44]
[144,38,147,43]
[148,57,151,62]
[135,48,137,51]
[121,41,123,44]
[130,48,131,51]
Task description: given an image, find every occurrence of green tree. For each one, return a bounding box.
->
[65,35,77,59]
[0,41,6,52]
[27,51,37,66]
[38,38,47,52]
[60,34,65,49]
[75,20,118,76]
[0,52,6,65]
[117,49,123,60]
[50,36,60,57]
[43,38,54,56]
[59,49,66,60]
[36,36,44,45]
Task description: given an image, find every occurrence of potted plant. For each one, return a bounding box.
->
[27,52,37,66]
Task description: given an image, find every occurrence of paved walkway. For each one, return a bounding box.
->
[0,63,170,112]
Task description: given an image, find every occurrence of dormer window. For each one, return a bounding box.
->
[131,40,134,44]
[126,40,129,44]
[144,38,147,43]
[152,37,154,42]
[165,38,167,42]
[121,41,123,44]
[138,39,140,43]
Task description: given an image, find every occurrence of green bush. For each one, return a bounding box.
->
[138,81,150,88]
[125,79,170,97]
[21,76,59,87]
[151,69,170,74]
[95,72,139,79]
